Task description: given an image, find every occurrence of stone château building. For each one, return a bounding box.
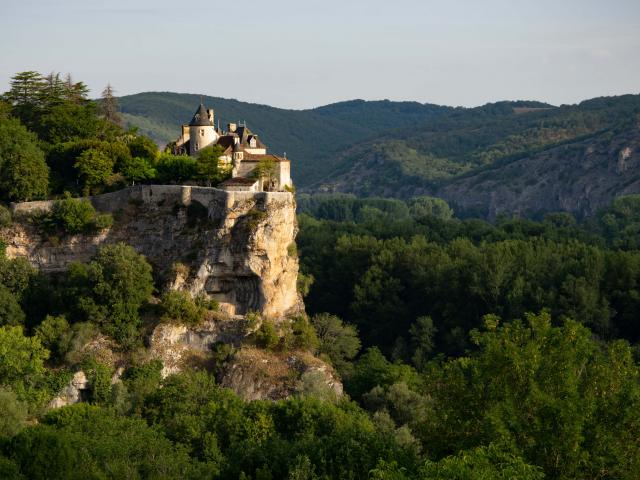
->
[174,103,292,192]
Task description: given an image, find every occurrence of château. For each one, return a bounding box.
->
[174,103,292,192]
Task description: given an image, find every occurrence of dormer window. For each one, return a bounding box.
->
[249,138,257,148]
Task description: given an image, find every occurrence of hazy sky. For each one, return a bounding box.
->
[1,0,639,109]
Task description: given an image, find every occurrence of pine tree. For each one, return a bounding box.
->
[4,71,44,106]
[100,83,122,126]
[41,72,66,106]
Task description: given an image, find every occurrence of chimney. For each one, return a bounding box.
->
[228,122,237,133]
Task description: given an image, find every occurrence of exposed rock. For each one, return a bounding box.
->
[48,371,89,409]
[3,185,303,318]
[438,126,640,219]
[148,314,245,377]
[147,316,343,400]
[218,347,343,401]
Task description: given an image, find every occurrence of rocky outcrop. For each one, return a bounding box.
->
[148,316,343,400]
[3,185,302,318]
[48,371,90,409]
[148,314,245,377]
[218,347,343,401]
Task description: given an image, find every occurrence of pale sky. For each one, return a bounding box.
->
[1,0,639,109]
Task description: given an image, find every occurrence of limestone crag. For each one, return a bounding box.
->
[4,185,302,318]
[148,314,246,377]
[218,347,344,401]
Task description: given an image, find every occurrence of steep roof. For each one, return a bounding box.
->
[189,104,213,127]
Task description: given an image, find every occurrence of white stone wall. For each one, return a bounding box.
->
[189,125,218,155]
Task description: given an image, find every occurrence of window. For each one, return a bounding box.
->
[200,129,204,137]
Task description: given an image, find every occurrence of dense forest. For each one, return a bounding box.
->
[1,72,640,479]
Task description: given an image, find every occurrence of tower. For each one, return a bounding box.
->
[189,103,218,155]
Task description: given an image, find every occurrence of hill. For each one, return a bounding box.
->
[311,95,640,217]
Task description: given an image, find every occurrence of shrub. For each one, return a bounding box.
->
[0,285,26,327]
[245,208,267,231]
[93,213,113,230]
[34,315,71,362]
[283,316,319,352]
[160,290,206,325]
[49,196,95,234]
[254,319,279,350]
[67,243,154,348]
[311,313,360,373]
[195,294,219,311]
[0,205,12,227]
[297,272,314,298]
[44,195,112,235]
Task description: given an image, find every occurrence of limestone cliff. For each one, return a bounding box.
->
[4,185,302,318]
[4,186,343,403]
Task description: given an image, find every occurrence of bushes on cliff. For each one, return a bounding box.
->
[65,243,154,347]
[42,195,113,235]
[159,290,207,325]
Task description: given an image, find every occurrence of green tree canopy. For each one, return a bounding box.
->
[0,117,49,201]
[66,243,154,347]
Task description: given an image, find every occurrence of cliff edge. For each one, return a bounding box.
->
[4,185,302,318]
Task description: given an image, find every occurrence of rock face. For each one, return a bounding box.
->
[48,371,90,409]
[438,125,640,219]
[148,317,343,400]
[4,185,302,318]
[218,347,343,401]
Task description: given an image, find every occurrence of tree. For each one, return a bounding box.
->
[74,148,114,195]
[0,117,49,201]
[418,444,544,480]
[310,313,360,374]
[9,404,203,479]
[253,158,277,190]
[420,312,640,479]
[67,243,154,347]
[0,387,29,440]
[408,196,453,220]
[120,156,156,185]
[0,286,26,327]
[41,72,67,106]
[3,71,45,127]
[196,145,226,186]
[126,134,159,161]
[100,84,122,127]
[0,325,48,390]
[409,316,437,369]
